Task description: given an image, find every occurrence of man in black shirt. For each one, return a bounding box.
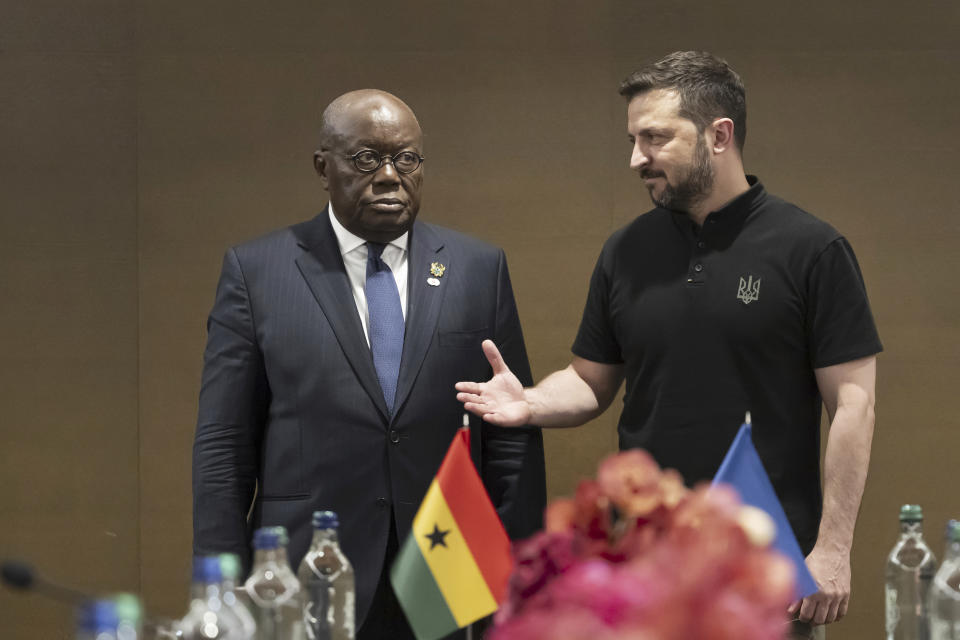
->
[456,51,880,638]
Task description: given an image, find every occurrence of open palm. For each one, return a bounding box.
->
[455,340,531,426]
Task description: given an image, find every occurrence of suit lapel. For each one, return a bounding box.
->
[394,222,448,416]
[292,211,390,420]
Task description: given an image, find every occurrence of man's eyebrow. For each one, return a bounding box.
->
[640,126,671,136]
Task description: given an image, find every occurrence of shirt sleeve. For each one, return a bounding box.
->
[806,237,883,368]
[572,243,624,364]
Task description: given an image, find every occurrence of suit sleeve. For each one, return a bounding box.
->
[192,247,268,561]
[480,249,547,540]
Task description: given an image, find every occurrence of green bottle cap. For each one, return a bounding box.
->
[947,519,960,542]
[899,504,923,522]
[270,525,290,546]
[112,592,143,623]
[219,553,242,580]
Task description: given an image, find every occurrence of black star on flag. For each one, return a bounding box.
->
[425,523,450,550]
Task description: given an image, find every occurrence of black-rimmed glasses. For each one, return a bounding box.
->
[346,149,424,174]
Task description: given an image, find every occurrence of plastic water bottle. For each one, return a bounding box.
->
[220,553,257,638]
[930,520,960,639]
[245,526,303,640]
[77,599,119,640]
[180,555,249,639]
[297,511,356,640]
[77,594,142,640]
[886,504,937,639]
[113,593,143,640]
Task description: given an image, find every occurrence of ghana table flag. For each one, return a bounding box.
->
[390,426,512,640]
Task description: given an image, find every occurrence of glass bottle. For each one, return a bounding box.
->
[930,520,960,639]
[244,526,303,640]
[179,555,247,639]
[77,599,119,640]
[886,504,937,640]
[297,511,356,640]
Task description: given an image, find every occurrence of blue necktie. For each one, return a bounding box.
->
[366,242,405,413]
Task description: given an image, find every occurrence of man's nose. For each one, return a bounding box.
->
[373,158,401,184]
[630,143,649,171]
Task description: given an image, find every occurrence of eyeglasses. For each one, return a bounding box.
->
[345,149,424,174]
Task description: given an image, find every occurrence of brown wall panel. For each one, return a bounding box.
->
[0,45,137,640]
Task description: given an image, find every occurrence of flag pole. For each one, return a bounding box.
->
[461,413,471,452]
[464,412,475,640]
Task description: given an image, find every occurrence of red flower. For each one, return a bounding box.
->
[491,450,793,640]
[496,530,578,624]
[597,450,685,521]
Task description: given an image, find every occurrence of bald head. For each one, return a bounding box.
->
[319,89,422,150]
[314,89,425,243]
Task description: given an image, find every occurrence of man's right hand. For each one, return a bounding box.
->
[455,339,531,426]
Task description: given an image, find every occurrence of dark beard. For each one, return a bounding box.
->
[646,137,714,212]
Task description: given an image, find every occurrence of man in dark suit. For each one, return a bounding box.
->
[192,89,546,638]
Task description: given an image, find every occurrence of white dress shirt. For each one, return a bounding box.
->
[328,205,409,346]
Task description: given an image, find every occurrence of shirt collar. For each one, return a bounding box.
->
[706,175,766,225]
[671,175,766,234]
[327,203,409,255]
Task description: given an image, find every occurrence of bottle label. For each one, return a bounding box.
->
[885,584,899,635]
[303,574,332,640]
[930,617,949,639]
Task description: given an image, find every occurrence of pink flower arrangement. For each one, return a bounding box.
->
[491,450,795,640]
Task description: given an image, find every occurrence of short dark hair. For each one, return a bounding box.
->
[619,51,747,152]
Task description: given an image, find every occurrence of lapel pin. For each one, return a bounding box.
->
[427,262,445,286]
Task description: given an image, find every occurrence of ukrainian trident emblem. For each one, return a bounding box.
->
[736,275,761,305]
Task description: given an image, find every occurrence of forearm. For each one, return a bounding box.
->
[193,423,259,553]
[525,365,609,428]
[816,400,875,553]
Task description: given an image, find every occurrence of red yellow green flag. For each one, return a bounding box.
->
[390,428,513,640]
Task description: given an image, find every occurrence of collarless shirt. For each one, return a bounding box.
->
[328,205,409,345]
[572,176,882,554]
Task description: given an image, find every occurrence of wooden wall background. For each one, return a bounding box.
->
[2,1,958,637]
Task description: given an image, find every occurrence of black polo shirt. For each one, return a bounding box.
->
[572,177,882,553]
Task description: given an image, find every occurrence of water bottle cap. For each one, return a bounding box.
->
[112,592,143,623]
[192,555,223,583]
[270,525,290,546]
[77,599,119,632]
[252,527,279,549]
[252,526,289,549]
[312,510,339,529]
[899,504,923,522]
[947,519,960,542]
[219,553,242,580]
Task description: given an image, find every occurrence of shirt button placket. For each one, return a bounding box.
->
[688,234,707,284]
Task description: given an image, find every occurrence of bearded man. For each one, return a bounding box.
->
[456,51,881,640]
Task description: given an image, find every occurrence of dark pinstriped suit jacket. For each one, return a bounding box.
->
[192,209,546,628]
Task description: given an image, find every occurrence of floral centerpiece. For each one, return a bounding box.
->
[490,450,795,640]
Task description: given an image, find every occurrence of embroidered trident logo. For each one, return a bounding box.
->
[737,275,761,305]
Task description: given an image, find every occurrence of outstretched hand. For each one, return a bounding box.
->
[455,340,531,426]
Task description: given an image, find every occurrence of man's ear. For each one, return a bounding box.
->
[711,118,736,153]
[314,150,329,190]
